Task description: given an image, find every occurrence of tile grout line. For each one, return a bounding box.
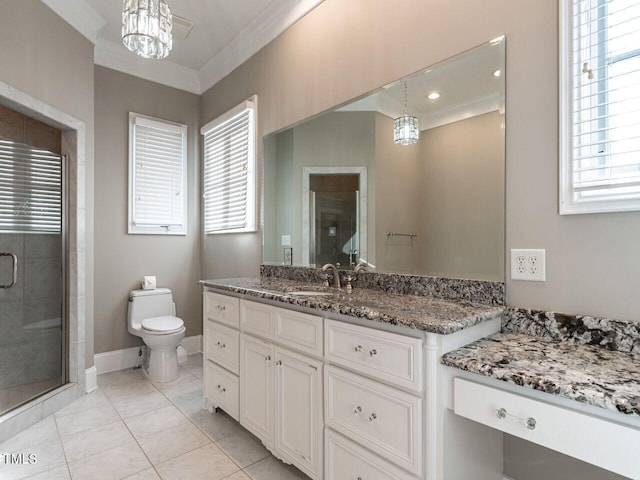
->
[51,410,74,480]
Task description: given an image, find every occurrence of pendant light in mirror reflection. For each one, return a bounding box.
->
[122,0,173,59]
[393,80,419,145]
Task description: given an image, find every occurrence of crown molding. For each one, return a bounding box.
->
[43,0,324,95]
[420,93,501,130]
[94,39,201,94]
[41,0,106,44]
[198,0,325,94]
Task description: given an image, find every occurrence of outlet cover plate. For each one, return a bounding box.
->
[511,249,546,281]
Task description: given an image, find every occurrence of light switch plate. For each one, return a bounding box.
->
[281,235,291,246]
[510,249,546,281]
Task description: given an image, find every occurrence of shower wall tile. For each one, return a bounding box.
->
[24,234,62,259]
[0,233,25,257]
[23,258,62,301]
[0,301,24,347]
[24,298,61,326]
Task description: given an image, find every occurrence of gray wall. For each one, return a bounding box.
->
[201,0,640,320]
[200,0,638,478]
[0,0,95,369]
[420,111,505,281]
[93,66,201,354]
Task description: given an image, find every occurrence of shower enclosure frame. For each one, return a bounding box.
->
[0,81,87,443]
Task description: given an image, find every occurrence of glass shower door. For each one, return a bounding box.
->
[0,136,65,416]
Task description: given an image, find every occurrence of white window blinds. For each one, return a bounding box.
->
[201,96,257,234]
[128,113,187,234]
[0,137,62,233]
[560,0,640,214]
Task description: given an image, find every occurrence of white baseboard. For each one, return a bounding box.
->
[93,335,202,375]
[94,345,146,375]
[85,366,98,393]
[181,334,202,355]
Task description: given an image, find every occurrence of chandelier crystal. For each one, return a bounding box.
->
[393,80,419,145]
[122,0,173,60]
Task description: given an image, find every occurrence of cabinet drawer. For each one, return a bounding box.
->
[276,308,323,357]
[205,360,239,421]
[325,366,422,476]
[325,430,417,480]
[325,319,423,392]
[241,300,276,339]
[205,291,240,328]
[454,378,640,480]
[205,321,240,374]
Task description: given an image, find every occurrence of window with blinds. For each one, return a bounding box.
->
[560,0,640,214]
[128,113,187,234]
[0,137,62,233]
[201,96,257,234]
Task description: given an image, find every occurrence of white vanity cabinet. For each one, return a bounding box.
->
[239,300,324,480]
[203,291,240,421]
[203,287,504,480]
[324,319,424,478]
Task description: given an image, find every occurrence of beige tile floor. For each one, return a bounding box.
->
[0,354,311,480]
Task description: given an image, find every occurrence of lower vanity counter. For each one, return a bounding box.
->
[442,324,640,479]
[200,277,506,480]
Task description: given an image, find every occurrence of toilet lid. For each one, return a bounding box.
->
[141,316,184,333]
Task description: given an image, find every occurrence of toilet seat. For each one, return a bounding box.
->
[141,316,184,335]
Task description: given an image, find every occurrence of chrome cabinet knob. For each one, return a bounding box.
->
[526,417,536,430]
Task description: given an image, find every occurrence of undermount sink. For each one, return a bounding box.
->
[286,291,336,297]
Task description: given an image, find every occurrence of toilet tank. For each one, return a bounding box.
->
[128,288,175,332]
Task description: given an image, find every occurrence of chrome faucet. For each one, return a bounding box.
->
[321,263,341,289]
[354,261,368,274]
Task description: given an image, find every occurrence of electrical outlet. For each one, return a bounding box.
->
[511,249,546,281]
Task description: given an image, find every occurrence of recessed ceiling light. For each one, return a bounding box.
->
[492,69,501,78]
[427,92,441,101]
[490,35,505,45]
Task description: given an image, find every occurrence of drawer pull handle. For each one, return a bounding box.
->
[369,348,377,357]
[265,355,271,361]
[496,408,537,431]
[354,345,363,352]
[216,384,226,392]
[217,305,226,311]
[353,406,363,415]
[216,341,226,348]
[276,360,283,366]
[368,413,377,422]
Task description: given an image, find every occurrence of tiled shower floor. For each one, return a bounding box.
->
[0,354,310,480]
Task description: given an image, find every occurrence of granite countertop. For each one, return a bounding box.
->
[201,277,504,335]
[441,332,640,417]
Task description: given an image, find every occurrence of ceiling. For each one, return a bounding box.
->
[338,38,505,130]
[42,0,324,94]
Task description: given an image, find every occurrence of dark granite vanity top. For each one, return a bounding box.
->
[200,277,504,335]
[442,309,640,417]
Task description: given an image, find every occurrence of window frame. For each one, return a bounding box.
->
[201,95,257,235]
[559,0,640,214]
[128,112,188,235]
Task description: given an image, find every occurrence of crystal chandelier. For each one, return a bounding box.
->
[393,80,419,145]
[122,0,173,60]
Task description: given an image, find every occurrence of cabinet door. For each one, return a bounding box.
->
[275,348,323,480]
[240,335,275,447]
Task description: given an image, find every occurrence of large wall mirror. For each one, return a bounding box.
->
[263,37,506,282]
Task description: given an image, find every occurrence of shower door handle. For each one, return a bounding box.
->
[0,252,17,289]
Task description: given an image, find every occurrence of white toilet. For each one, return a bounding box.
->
[127,288,185,382]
